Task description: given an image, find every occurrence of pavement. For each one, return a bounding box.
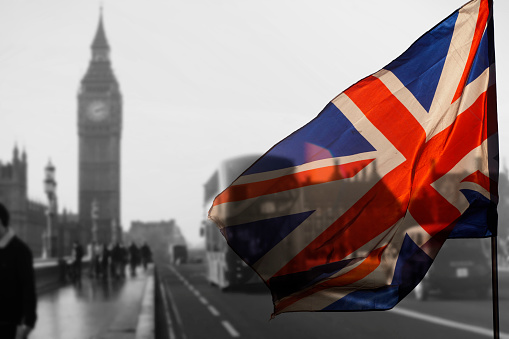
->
[30,265,154,339]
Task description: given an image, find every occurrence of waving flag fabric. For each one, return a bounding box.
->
[209,0,497,315]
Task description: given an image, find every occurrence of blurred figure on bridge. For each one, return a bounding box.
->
[71,240,84,286]
[0,203,37,339]
[140,242,152,271]
[128,242,140,277]
[100,243,110,280]
[110,242,122,279]
[119,242,128,278]
[87,240,101,278]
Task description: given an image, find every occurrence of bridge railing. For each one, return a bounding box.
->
[34,257,90,293]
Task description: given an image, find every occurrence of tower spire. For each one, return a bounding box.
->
[81,7,118,88]
[92,8,109,51]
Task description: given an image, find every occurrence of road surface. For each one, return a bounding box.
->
[156,260,509,339]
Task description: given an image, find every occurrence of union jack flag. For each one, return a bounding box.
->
[209,0,497,315]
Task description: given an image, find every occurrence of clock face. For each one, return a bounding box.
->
[86,100,109,122]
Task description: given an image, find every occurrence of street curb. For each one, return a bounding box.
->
[135,267,155,339]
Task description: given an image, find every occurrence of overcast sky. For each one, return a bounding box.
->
[0,0,507,247]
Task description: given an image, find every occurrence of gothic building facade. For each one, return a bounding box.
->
[0,147,47,256]
[0,12,123,257]
[0,147,84,258]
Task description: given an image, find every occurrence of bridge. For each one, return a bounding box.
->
[31,258,156,339]
[31,255,509,339]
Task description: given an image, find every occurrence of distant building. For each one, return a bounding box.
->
[128,220,186,255]
[0,147,84,257]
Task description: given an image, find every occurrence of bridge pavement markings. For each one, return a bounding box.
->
[168,265,241,338]
[159,281,177,339]
[221,320,241,338]
[160,269,188,339]
[391,307,509,339]
[207,305,221,317]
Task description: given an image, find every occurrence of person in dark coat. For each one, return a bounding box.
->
[140,242,152,271]
[110,242,126,279]
[119,242,128,278]
[100,243,110,280]
[88,240,101,278]
[71,240,84,285]
[128,242,140,276]
[0,203,37,339]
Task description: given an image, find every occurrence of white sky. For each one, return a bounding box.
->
[0,0,507,247]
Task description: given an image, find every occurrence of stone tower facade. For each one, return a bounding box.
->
[78,12,122,244]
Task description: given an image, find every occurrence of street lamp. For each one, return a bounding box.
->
[43,160,57,258]
[91,199,99,243]
[111,218,118,244]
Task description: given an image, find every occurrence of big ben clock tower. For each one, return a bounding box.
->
[78,12,122,244]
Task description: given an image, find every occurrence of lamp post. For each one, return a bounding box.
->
[91,199,99,243]
[111,218,118,244]
[43,160,57,258]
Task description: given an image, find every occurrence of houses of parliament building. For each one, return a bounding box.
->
[0,12,123,257]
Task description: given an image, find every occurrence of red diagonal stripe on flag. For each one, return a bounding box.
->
[274,77,423,277]
[213,159,374,206]
[274,69,494,278]
[461,171,492,192]
[274,245,386,313]
[410,90,493,234]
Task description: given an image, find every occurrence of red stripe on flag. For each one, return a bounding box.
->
[346,76,426,160]
[273,76,424,277]
[273,172,408,277]
[274,245,386,314]
[272,73,494,277]
[408,88,493,235]
[213,159,374,206]
[461,170,492,192]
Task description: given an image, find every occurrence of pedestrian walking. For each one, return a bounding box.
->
[100,243,110,280]
[119,242,128,278]
[128,242,140,277]
[0,203,37,339]
[110,242,123,279]
[87,240,101,278]
[140,242,152,271]
[71,240,84,285]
